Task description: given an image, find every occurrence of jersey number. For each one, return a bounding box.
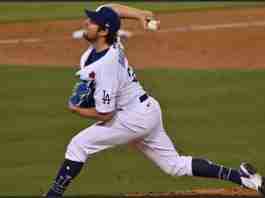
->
[127,67,138,82]
[118,45,138,83]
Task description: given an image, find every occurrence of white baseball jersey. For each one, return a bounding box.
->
[66,5,192,177]
[77,43,146,113]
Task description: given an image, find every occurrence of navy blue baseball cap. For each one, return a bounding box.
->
[85,7,121,35]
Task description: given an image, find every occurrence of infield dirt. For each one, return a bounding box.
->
[0,7,265,68]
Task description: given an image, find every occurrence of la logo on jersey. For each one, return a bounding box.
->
[102,90,110,104]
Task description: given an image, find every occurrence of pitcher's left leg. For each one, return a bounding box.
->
[135,126,264,194]
[134,126,193,177]
[134,118,249,184]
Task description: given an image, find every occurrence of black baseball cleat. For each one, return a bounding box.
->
[240,162,264,197]
[240,163,257,175]
[259,177,265,196]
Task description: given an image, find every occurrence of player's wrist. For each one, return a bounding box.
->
[141,10,154,19]
[68,102,79,113]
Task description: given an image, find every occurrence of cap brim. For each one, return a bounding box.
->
[85,9,95,18]
[85,9,103,26]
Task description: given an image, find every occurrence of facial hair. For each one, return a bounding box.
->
[83,29,100,43]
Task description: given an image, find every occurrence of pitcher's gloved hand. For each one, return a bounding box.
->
[69,80,95,108]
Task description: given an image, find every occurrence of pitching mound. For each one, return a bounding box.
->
[1,7,265,68]
[125,187,260,198]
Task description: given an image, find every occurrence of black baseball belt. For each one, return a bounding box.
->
[139,93,148,103]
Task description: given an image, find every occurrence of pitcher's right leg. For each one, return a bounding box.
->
[46,121,149,197]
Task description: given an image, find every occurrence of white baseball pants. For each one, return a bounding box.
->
[65,96,192,177]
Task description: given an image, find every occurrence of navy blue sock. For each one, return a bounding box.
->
[192,158,242,185]
[46,159,84,197]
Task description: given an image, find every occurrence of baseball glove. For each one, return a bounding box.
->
[68,80,95,108]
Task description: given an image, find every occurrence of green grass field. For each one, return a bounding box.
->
[1,65,264,195]
[1,1,265,23]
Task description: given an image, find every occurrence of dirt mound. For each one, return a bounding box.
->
[1,7,265,68]
[125,187,259,197]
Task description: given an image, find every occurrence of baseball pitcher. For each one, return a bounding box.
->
[45,4,264,197]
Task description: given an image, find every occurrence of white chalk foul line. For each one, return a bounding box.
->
[0,38,41,44]
[156,20,265,33]
[130,20,265,36]
[1,20,265,45]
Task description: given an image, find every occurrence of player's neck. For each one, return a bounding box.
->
[93,40,110,53]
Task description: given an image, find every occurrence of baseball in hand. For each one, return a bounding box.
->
[147,20,159,31]
[72,29,86,39]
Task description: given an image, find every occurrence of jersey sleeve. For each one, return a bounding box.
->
[80,47,92,69]
[95,4,111,11]
[94,64,119,113]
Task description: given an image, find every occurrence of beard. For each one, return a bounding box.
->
[83,30,100,43]
[83,33,96,42]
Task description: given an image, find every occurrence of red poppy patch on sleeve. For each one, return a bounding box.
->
[89,71,96,79]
